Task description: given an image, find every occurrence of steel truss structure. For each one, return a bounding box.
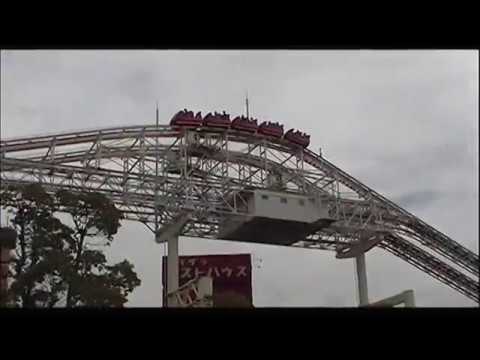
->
[1,124,478,302]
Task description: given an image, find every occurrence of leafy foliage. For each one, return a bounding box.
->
[0,184,140,307]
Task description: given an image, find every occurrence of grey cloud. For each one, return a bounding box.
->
[392,190,441,210]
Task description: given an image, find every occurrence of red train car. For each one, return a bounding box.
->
[170,110,309,149]
[170,109,203,127]
[284,129,310,148]
[258,121,284,138]
[203,111,231,129]
[231,116,258,133]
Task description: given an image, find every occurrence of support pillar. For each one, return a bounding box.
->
[403,290,415,307]
[167,235,179,307]
[355,252,369,306]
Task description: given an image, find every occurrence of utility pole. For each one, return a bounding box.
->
[154,102,167,306]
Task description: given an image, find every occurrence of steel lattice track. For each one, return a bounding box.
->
[1,124,478,303]
[302,149,479,277]
[379,235,479,301]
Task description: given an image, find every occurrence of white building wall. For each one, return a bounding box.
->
[251,190,329,223]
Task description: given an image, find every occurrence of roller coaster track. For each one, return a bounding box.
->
[1,124,478,303]
[302,150,478,277]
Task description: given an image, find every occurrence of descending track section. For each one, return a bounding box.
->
[379,234,478,301]
[302,149,479,277]
[1,122,478,303]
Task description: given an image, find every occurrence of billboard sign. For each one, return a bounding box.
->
[162,254,252,306]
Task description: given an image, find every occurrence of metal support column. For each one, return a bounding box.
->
[167,235,179,307]
[355,252,369,306]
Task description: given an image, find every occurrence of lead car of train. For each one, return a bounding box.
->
[170,109,310,148]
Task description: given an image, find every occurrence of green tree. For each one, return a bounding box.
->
[0,184,141,307]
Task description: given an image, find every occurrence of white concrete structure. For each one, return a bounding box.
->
[245,190,330,223]
[355,253,369,306]
[367,290,416,307]
[167,235,179,307]
[219,190,335,246]
[354,251,416,308]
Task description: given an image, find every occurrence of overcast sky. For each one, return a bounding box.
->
[1,50,478,307]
